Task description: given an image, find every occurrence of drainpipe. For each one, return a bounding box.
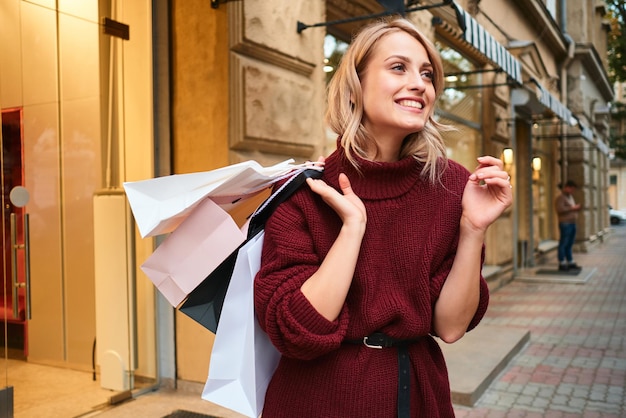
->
[510,88,533,276]
[559,0,575,183]
[528,121,535,268]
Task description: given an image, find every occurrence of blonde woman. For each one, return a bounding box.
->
[255,18,512,418]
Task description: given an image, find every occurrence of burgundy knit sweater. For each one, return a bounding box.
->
[254,147,489,418]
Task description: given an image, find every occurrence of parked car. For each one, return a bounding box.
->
[609,205,626,225]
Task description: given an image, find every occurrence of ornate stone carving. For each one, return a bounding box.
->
[492,103,511,143]
[228,1,325,160]
[229,1,321,76]
[230,55,321,158]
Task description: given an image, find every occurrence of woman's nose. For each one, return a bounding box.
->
[408,74,426,91]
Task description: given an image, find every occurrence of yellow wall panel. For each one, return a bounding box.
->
[59,13,100,101]
[24,0,55,8]
[61,95,101,367]
[171,0,229,383]
[0,0,23,108]
[21,1,58,107]
[58,0,98,21]
[171,0,229,174]
[23,101,65,364]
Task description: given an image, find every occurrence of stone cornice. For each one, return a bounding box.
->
[511,0,568,57]
[574,44,614,101]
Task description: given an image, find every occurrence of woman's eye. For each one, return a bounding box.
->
[421,71,434,80]
[391,63,406,71]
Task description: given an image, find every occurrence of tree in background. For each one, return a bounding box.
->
[606,0,626,82]
[606,0,626,159]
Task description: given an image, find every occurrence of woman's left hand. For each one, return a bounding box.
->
[462,155,513,232]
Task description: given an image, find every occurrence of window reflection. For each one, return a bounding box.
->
[435,39,482,170]
[436,40,481,125]
[439,116,480,171]
[324,34,349,83]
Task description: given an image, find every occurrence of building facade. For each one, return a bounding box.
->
[609,81,626,212]
[0,0,614,412]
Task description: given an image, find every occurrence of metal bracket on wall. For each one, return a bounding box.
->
[211,0,240,9]
[297,0,464,33]
[102,17,129,41]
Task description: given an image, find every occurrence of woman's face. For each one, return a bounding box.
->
[359,31,436,148]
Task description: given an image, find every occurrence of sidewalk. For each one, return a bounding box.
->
[453,224,626,418]
[94,225,626,418]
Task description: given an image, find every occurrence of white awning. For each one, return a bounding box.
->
[535,82,573,124]
[458,5,523,85]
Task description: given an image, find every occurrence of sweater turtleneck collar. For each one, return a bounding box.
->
[322,144,424,200]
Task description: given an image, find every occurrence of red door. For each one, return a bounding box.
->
[1,107,28,358]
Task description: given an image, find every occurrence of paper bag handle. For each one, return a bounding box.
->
[247,168,323,239]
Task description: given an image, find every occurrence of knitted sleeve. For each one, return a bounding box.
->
[427,161,490,334]
[254,190,350,360]
[428,245,489,335]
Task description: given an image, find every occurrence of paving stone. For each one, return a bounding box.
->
[451,226,626,416]
[438,324,530,406]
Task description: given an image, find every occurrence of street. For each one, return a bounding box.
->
[455,224,626,417]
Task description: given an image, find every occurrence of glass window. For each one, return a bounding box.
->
[435,39,483,171]
[436,40,481,124]
[437,115,481,170]
[324,34,349,84]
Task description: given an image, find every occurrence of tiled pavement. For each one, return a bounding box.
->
[96,225,626,418]
[453,224,626,418]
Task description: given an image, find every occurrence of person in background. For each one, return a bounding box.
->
[555,180,582,272]
[254,17,512,418]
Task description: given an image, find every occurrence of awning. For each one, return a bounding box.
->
[576,121,594,142]
[457,4,523,85]
[513,84,610,155]
[573,120,610,156]
[596,139,610,156]
[523,78,575,125]
[535,81,573,124]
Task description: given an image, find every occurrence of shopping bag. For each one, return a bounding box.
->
[201,231,280,418]
[124,159,298,238]
[136,162,323,308]
[178,168,323,332]
[140,197,246,307]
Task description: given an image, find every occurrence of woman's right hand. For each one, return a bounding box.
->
[301,173,366,321]
[306,173,367,232]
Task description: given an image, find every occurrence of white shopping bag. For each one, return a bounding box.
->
[202,231,280,418]
[124,159,297,238]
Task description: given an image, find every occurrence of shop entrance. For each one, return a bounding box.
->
[1,108,27,360]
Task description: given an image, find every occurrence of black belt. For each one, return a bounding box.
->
[345,333,421,418]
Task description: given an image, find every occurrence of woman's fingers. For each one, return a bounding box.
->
[306,174,366,224]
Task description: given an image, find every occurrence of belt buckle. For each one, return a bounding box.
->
[362,336,384,349]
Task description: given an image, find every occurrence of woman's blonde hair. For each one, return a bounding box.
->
[325,18,449,182]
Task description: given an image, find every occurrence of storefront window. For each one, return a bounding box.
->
[437,115,481,170]
[324,34,349,84]
[435,39,482,170]
[533,124,556,242]
[436,41,481,124]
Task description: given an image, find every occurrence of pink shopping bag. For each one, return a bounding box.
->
[140,197,246,307]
